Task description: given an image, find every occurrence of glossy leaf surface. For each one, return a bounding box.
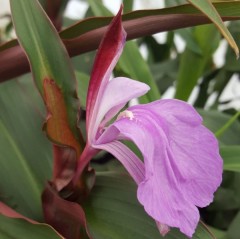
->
[0,77,51,220]
[0,215,63,239]
[83,172,215,239]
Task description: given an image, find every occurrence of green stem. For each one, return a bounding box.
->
[215,111,240,138]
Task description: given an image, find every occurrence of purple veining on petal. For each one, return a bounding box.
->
[142,99,223,207]
[95,141,145,185]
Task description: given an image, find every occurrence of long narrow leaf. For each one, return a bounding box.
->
[188,0,239,57]
[0,78,52,219]
[175,25,220,100]
[0,214,63,239]
[10,0,84,189]
[1,2,240,82]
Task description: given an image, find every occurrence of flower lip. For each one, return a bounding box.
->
[94,100,223,237]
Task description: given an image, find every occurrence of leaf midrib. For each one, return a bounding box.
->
[0,120,41,198]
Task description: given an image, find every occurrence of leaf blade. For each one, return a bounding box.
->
[2,2,240,82]
[0,215,63,239]
[10,0,83,147]
[0,78,52,219]
[84,172,215,239]
[188,0,239,57]
[10,0,84,189]
[220,146,240,172]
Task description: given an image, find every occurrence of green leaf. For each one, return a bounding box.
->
[10,0,84,189]
[2,1,240,51]
[221,146,240,173]
[151,58,178,94]
[215,111,240,138]
[208,226,228,239]
[10,0,83,150]
[2,2,240,82]
[0,215,63,239]
[188,0,239,57]
[175,24,220,101]
[75,71,90,109]
[209,187,240,211]
[123,0,134,13]
[83,172,215,239]
[61,1,240,39]
[224,21,240,72]
[198,110,240,145]
[88,0,113,17]
[227,210,240,239]
[117,41,161,103]
[0,77,51,220]
[175,28,202,54]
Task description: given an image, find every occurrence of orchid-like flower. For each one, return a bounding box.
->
[74,8,223,238]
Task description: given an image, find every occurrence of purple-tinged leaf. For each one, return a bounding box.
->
[42,183,92,239]
[0,202,37,224]
[0,202,64,238]
[1,2,240,82]
[10,0,84,189]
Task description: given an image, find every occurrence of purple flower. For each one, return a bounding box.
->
[74,8,223,238]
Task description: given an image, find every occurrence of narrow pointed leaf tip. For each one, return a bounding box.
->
[10,0,84,189]
[188,0,239,58]
[75,6,222,238]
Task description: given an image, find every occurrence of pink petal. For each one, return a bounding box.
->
[86,6,126,132]
[145,99,223,207]
[97,99,222,237]
[95,140,145,185]
[91,77,149,141]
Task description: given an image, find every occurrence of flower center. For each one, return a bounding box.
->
[117,110,134,121]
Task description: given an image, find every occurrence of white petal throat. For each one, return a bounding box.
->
[117,110,134,121]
